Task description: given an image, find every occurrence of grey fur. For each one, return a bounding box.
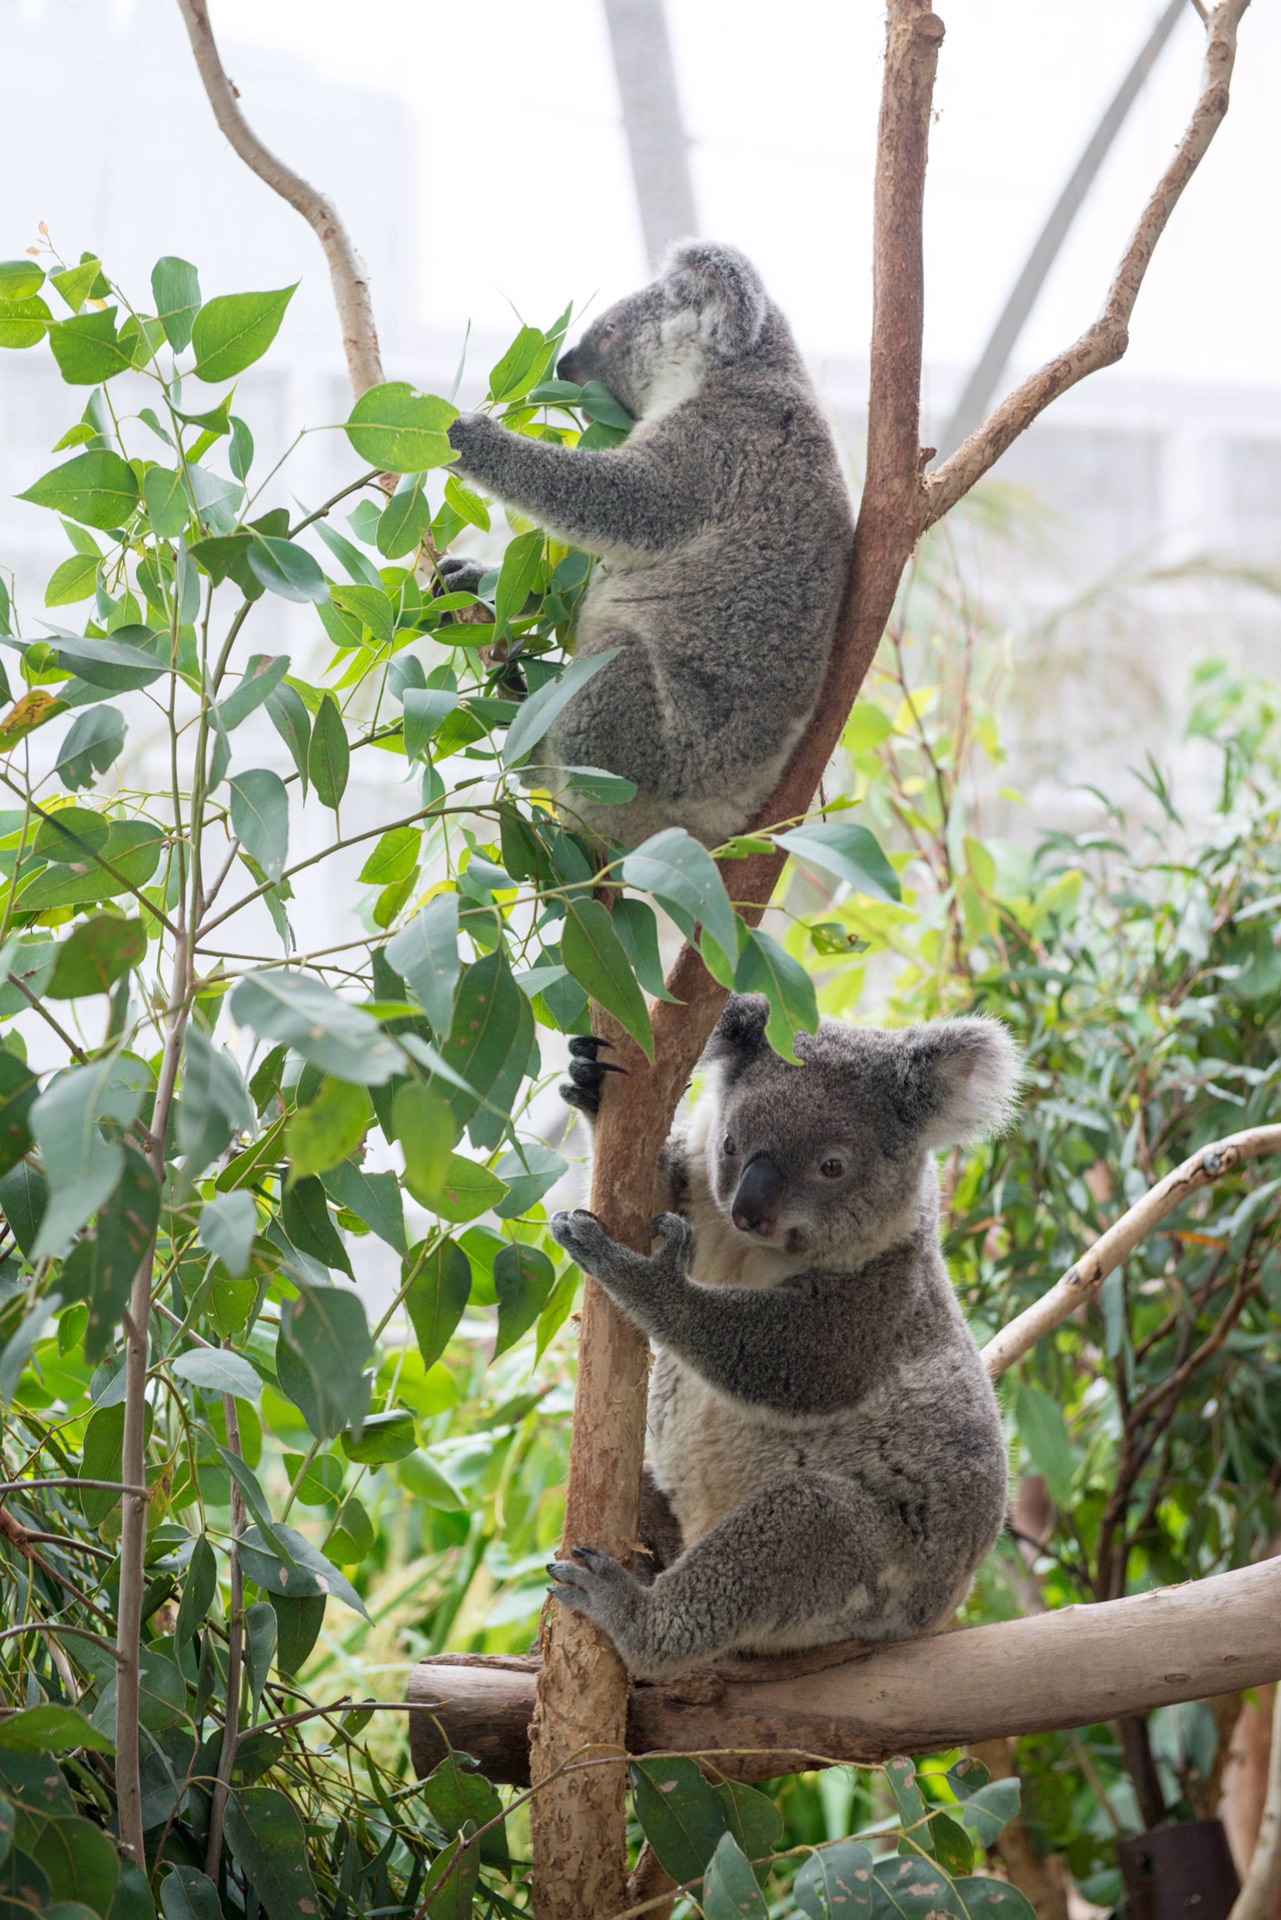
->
[446,242,854,846]
[547,998,1018,1678]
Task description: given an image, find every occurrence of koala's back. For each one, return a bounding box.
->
[563,329,853,845]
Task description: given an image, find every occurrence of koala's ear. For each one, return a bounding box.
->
[703,994,771,1080]
[660,241,768,363]
[894,1017,1022,1149]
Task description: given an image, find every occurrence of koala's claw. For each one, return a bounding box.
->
[549,1208,609,1269]
[547,1546,632,1622]
[560,1035,628,1119]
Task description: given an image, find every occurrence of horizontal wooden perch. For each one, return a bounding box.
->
[409,1556,1281,1786]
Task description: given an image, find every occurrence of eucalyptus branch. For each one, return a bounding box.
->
[206,1371,247,1878]
[0,769,180,938]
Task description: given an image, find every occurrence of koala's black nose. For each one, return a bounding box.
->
[731,1154,786,1237]
[557,345,583,384]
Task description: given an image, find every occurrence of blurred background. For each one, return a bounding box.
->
[3,0,1280,831]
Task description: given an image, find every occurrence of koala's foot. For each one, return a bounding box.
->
[433,553,489,598]
[549,1208,692,1287]
[559,1034,626,1118]
[547,1546,647,1658]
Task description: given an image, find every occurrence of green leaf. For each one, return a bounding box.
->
[393,1080,456,1206]
[419,1835,478,1920]
[341,1407,416,1463]
[286,1076,370,1179]
[613,895,680,1002]
[344,382,458,473]
[244,1601,277,1712]
[949,1878,1037,1920]
[46,915,145,999]
[175,1535,217,1650]
[247,534,329,605]
[0,295,52,350]
[230,970,402,1086]
[282,1174,353,1276]
[493,527,543,636]
[502,645,618,767]
[171,1348,263,1401]
[308,693,350,809]
[404,1238,472,1368]
[715,1781,783,1874]
[1014,1381,1075,1507]
[313,517,384,588]
[281,1283,372,1436]
[223,1786,323,1920]
[20,450,140,530]
[54,705,126,790]
[0,260,44,299]
[621,826,739,960]
[143,466,189,539]
[580,380,635,430]
[19,819,161,912]
[29,1816,119,1913]
[0,1706,113,1756]
[151,257,201,352]
[47,309,134,384]
[160,1865,221,1920]
[488,325,554,404]
[398,1449,467,1510]
[378,472,433,556]
[358,826,420,885]
[331,583,394,645]
[794,1842,875,1920]
[734,927,819,1064]
[218,654,290,732]
[0,1047,39,1179]
[703,1833,767,1920]
[269,1595,327,1676]
[321,1158,407,1255]
[236,1523,368,1617]
[403,687,460,759]
[950,1779,1020,1850]
[229,769,289,883]
[266,681,310,793]
[29,1053,146,1258]
[930,1814,973,1878]
[493,1241,555,1355]
[429,1153,508,1223]
[79,1404,126,1525]
[386,893,460,1035]
[774,820,901,903]
[71,1144,160,1362]
[630,1757,727,1883]
[49,257,105,313]
[45,552,99,606]
[494,1140,568,1219]
[191,286,296,382]
[884,1756,929,1841]
[871,1857,963,1920]
[562,898,653,1060]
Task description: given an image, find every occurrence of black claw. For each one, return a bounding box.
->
[571,1544,604,1566]
[568,1035,615,1060]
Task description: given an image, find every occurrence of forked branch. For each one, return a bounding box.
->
[982,1124,1281,1379]
[174,0,384,395]
[925,0,1251,524]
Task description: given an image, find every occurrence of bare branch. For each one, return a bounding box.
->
[982,1124,1281,1379]
[1231,1681,1281,1920]
[411,1555,1281,1786]
[174,0,384,395]
[925,0,1251,524]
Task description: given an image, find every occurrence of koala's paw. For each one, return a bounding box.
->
[559,1034,626,1118]
[434,553,489,598]
[650,1211,694,1270]
[547,1546,640,1641]
[548,1208,619,1276]
[446,411,491,456]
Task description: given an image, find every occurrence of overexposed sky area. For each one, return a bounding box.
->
[6,0,1279,392]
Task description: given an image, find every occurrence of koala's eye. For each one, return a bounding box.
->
[722,1136,738,1157]
[820,1157,845,1179]
[601,323,618,339]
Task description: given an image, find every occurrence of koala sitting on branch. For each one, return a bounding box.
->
[444,243,854,848]
[546,997,1018,1679]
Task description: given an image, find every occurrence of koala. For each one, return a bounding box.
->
[444,242,854,848]
[546,997,1018,1679]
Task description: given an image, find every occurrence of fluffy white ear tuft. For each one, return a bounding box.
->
[703,993,771,1081]
[896,1017,1023,1150]
[660,241,768,364]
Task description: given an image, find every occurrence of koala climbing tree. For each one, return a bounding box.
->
[159,3,1255,1918]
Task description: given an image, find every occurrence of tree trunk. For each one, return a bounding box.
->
[603,0,699,267]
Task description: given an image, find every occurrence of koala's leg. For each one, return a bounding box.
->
[546,632,675,815]
[634,1465,684,1585]
[549,1468,914,1679]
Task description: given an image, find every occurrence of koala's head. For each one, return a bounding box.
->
[700,996,1022,1268]
[557,241,770,419]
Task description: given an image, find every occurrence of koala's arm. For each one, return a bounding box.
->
[448,414,701,555]
[550,1211,866,1416]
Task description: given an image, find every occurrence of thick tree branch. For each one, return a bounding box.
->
[982,1125,1281,1379]
[1231,1681,1281,1920]
[174,0,384,395]
[410,1555,1281,1787]
[925,0,1251,524]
